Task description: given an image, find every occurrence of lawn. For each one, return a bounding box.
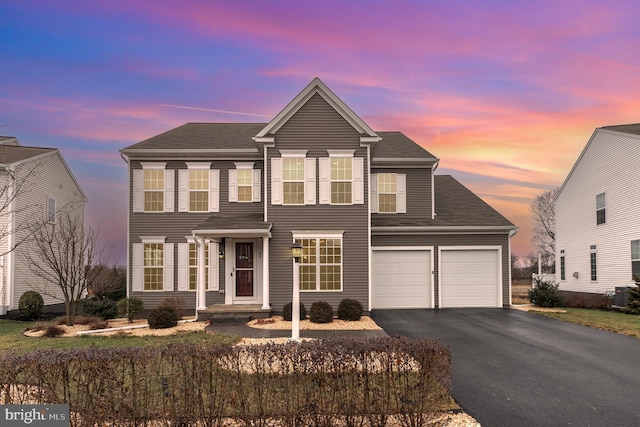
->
[530,308,640,339]
[0,319,239,353]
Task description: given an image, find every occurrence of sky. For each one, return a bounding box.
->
[2,0,640,266]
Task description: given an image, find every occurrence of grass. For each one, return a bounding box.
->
[511,279,531,304]
[529,308,640,339]
[0,319,239,354]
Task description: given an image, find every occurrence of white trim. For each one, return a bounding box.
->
[327,149,355,158]
[292,230,344,238]
[280,150,308,158]
[252,169,261,202]
[319,157,330,204]
[304,157,316,205]
[371,246,435,309]
[366,144,372,311]
[164,169,174,213]
[140,236,166,244]
[209,169,219,212]
[228,169,237,202]
[132,169,143,213]
[178,169,189,212]
[234,162,255,169]
[185,162,211,170]
[254,77,379,139]
[292,233,345,292]
[438,245,503,308]
[140,162,166,170]
[271,157,283,205]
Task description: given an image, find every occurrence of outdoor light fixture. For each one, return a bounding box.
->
[289,240,303,342]
[218,250,225,259]
[291,241,303,263]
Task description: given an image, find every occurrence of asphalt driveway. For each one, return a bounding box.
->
[371,308,640,427]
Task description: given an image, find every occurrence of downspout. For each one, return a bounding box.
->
[507,228,518,307]
[6,165,15,311]
[367,144,372,312]
[119,152,131,299]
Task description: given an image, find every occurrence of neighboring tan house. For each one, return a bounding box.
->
[120,78,517,315]
[0,136,87,315]
[555,124,640,294]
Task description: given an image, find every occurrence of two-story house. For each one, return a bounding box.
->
[555,124,640,294]
[0,136,87,315]
[120,78,516,315]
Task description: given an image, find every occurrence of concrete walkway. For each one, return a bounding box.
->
[205,321,389,340]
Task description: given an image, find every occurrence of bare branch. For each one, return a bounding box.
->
[530,187,558,264]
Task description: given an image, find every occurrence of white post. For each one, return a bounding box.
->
[196,236,207,311]
[538,253,542,276]
[290,259,300,342]
[262,237,270,310]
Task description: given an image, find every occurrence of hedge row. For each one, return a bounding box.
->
[0,337,452,426]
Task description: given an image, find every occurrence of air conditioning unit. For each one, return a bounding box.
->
[572,272,579,278]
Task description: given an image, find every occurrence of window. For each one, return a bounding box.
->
[188,243,209,290]
[178,164,218,213]
[377,174,396,213]
[144,243,164,290]
[133,162,174,213]
[596,193,606,225]
[229,163,260,203]
[632,240,640,281]
[331,157,352,204]
[297,236,342,291]
[47,197,56,223]
[271,152,316,206]
[144,169,164,212]
[560,250,566,281]
[283,158,305,205]
[590,245,597,281]
[237,169,253,202]
[189,169,208,212]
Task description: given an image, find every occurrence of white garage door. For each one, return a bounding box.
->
[440,249,501,308]
[372,250,431,309]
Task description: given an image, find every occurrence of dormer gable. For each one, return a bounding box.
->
[253,77,381,146]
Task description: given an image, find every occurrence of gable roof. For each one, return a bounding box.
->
[372,175,515,230]
[254,77,380,144]
[556,123,640,200]
[0,138,87,203]
[0,145,56,165]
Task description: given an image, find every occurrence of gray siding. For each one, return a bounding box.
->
[372,233,511,307]
[128,159,262,309]
[267,93,370,311]
[372,167,432,220]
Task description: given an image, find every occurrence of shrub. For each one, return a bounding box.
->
[148,306,178,329]
[561,291,613,310]
[18,291,44,321]
[337,298,363,321]
[309,301,333,323]
[88,319,109,330]
[282,302,307,321]
[117,297,144,323]
[42,324,65,338]
[624,283,640,314]
[83,296,118,320]
[159,297,185,319]
[528,277,563,308]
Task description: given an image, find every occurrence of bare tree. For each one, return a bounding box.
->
[531,188,558,262]
[23,211,113,325]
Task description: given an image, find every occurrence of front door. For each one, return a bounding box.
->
[235,242,254,298]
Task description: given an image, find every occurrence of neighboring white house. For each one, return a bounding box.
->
[0,137,87,315]
[555,124,640,294]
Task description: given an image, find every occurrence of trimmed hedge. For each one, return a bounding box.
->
[148,306,178,329]
[0,338,452,426]
[309,301,333,323]
[282,302,307,321]
[18,291,44,321]
[338,298,363,321]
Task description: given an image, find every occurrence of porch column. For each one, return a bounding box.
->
[262,236,270,309]
[196,236,207,311]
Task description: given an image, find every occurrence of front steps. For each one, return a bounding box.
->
[198,304,271,323]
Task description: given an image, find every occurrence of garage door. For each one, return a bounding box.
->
[372,250,431,309]
[440,249,501,308]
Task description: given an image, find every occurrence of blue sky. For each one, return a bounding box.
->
[2,0,640,264]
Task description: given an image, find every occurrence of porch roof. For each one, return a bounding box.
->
[192,213,272,238]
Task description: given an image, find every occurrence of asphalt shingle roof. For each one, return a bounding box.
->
[372,175,515,228]
[0,145,55,164]
[374,131,437,159]
[601,123,640,136]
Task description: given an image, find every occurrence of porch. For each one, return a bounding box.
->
[198,304,272,323]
